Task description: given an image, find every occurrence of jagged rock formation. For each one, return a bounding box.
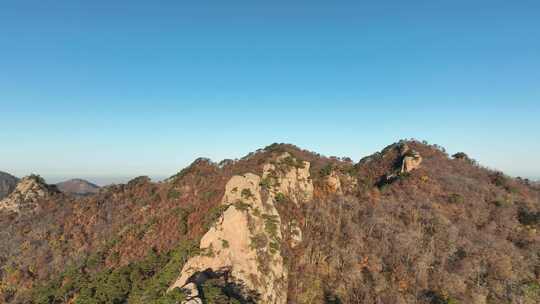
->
[170,153,314,303]
[262,152,313,205]
[0,171,18,199]
[400,144,422,173]
[56,178,100,196]
[170,173,287,303]
[0,175,60,212]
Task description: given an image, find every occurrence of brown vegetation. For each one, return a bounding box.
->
[0,140,539,304]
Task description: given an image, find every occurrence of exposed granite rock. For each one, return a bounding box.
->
[400,144,422,174]
[401,152,423,174]
[262,152,314,205]
[170,155,315,303]
[0,175,60,212]
[170,173,287,303]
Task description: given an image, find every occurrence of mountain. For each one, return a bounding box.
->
[56,178,100,197]
[0,141,539,304]
[0,174,61,213]
[0,171,19,199]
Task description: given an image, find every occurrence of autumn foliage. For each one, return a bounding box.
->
[1,140,539,304]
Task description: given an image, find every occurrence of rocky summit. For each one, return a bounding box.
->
[0,174,61,213]
[0,140,539,304]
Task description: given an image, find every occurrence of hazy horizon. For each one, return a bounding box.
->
[3,139,540,186]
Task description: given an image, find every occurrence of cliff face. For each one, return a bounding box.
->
[170,153,314,303]
[170,173,287,303]
[1,141,540,304]
[0,171,18,199]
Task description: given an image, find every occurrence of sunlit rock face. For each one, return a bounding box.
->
[170,154,315,304]
[262,152,313,205]
[400,144,423,174]
[170,173,287,303]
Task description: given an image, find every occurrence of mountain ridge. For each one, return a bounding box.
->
[1,140,539,304]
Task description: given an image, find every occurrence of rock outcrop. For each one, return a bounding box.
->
[170,173,287,303]
[0,175,60,212]
[400,144,422,174]
[262,152,313,205]
[170,154,314,303]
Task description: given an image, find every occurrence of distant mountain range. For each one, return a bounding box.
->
[0,171,19,199]
[56,178,100,196]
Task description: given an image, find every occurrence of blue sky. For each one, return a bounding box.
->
[1,1,539,184]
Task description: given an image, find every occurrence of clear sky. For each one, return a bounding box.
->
[1,1,539,185]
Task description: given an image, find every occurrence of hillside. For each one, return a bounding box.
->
[0,171,19,199]
[0,141,539,304]
[56,179,100,197]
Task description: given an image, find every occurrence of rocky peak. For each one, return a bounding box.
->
[0,174,60,212]
[169,153,316,303]
[170,172,288,303]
